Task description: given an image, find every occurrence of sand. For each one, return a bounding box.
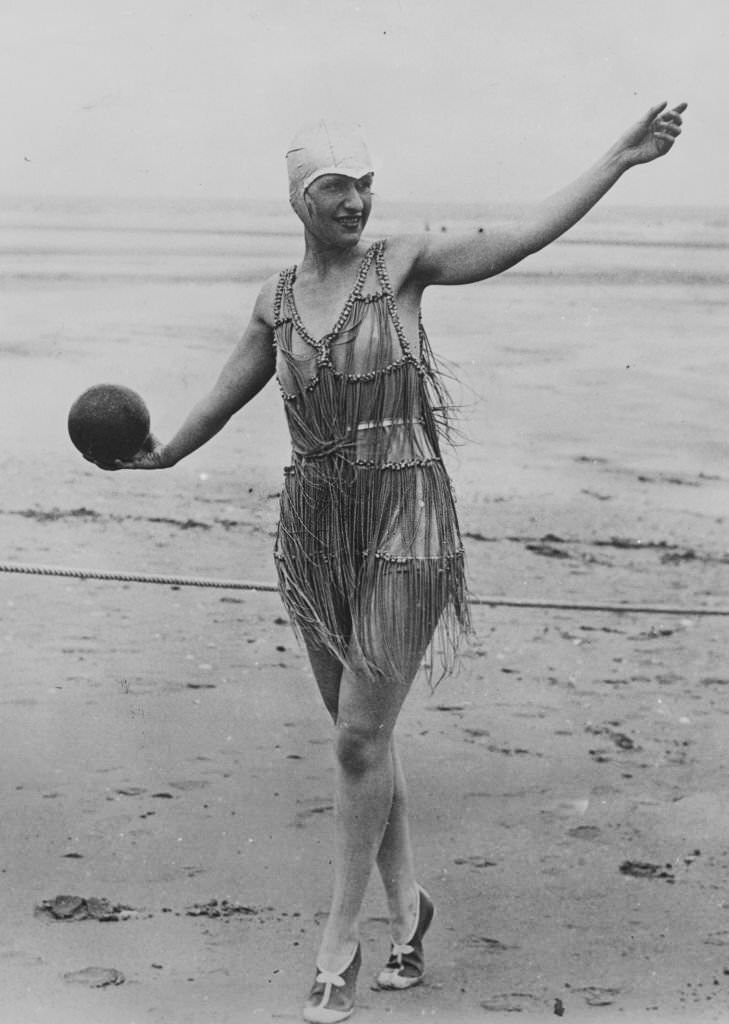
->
[1,204,728,1023]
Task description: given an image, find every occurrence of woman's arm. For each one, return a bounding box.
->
[112,287,276,470]
[412,101,687,287]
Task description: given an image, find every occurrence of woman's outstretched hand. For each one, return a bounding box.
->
[84,433,173,471]
[616,101,687,167]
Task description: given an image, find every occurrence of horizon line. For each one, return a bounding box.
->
[0,191,723,214]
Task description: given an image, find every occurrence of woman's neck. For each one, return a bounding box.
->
[300,232,366,279]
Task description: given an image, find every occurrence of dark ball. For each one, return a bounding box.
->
[68,384,150,463]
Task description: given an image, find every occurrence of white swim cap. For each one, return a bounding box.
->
[286,120,374,214]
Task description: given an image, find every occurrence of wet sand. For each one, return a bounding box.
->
[1,210,729,1022]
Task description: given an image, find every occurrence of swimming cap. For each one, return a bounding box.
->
[286,120,373,215]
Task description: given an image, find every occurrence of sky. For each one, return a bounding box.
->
[2,0,726,206]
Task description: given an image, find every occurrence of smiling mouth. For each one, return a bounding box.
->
[337,216,361,230]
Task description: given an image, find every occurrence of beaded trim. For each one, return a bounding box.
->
[284,243,379,357]
[276,353,420,402]
[273,270,285,318]
[356,416,425,430]
[274,238,429,397]
[373,243,421,365]
[353,457,441,469]
[283,452,442,470]
[369,549,465,566]
[275,285,385,335]
[342,357,411,383]
[291,547,463,562]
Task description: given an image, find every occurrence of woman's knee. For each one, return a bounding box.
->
[334,721,391,777]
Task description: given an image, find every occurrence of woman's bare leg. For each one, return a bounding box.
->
[303,616,435,972]
[315,651,416,972]
[376,739,418,943]
[305,639,416,928]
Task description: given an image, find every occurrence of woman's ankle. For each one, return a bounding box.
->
[389,881,419,945]
[316,939,360,976]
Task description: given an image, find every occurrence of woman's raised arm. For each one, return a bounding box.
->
[412,101,687,287]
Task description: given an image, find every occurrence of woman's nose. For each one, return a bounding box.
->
[342,183,364,210]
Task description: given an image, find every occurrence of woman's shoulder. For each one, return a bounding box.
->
[376,233,427,257]
[373,233,430,294]
[253,270,288,328]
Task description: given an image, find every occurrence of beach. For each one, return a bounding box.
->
[1,195,728,1023]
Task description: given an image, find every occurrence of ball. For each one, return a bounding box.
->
[68,384,151,463]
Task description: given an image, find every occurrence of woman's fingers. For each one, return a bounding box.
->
[654,122,681,138]
[649,102,686,152]
[645,100,668,123]
[653,102,686,130]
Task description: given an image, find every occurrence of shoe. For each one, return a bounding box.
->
[376,885,434,990]
[302,943,361,1023]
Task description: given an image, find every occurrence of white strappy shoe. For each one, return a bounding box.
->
[376,885,434,990]
[303,943,362,1023]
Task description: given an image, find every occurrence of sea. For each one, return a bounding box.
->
[2,194,728,289]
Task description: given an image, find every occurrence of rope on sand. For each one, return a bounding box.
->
[0,561,277,592]
[1,560,728,616]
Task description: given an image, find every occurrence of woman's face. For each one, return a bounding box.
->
[302,173,374,246]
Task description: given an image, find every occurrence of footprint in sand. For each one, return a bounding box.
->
[480,991,542,1012]
[574,985,621,1006]
[453,855,497,868]
[292,802,334,828]
[619,860,675,882]
[463,935,518,952]
[63,966,125,987]
[567,825,602,840]
[428,703,470,715]
[184,899,259,919]
[35,896,138,921]
[463,726,490,737]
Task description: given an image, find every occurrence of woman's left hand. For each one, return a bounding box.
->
[616,101,687,167]
[83,433,173,471]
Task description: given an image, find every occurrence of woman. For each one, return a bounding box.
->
[103,102,685,1023]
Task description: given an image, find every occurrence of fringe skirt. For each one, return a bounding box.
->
[274,451,469,686]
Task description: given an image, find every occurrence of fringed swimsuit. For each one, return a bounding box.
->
[273,239,469,683]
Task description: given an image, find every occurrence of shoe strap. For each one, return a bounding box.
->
[391,941,414,962]
[315,968,346,988]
